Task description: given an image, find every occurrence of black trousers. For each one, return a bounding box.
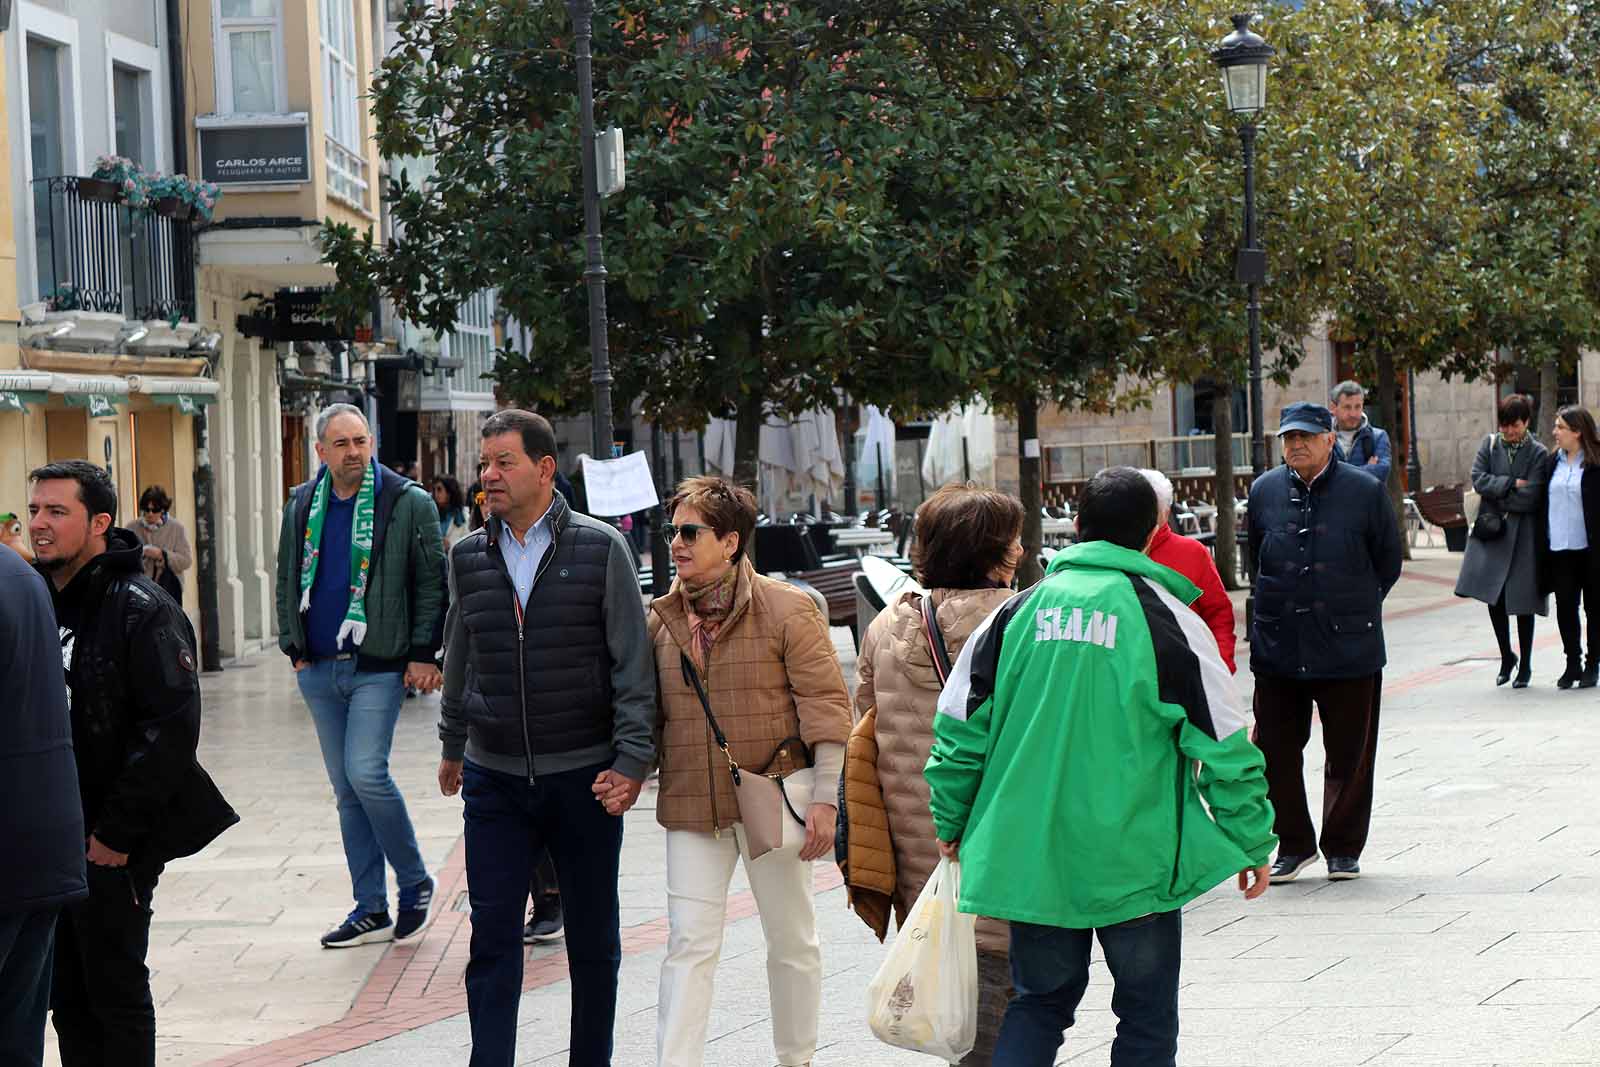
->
[1253,673,1381,860]
[0,908,59,1067]
[51,861,163,1067]
[1548,549,1600,663]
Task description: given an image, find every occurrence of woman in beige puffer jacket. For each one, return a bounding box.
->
[854,483,1026,1067]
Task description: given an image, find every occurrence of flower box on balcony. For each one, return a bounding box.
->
[154,197,193,220]
[76,177,120,203]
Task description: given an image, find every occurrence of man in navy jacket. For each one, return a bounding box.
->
[0,540,87,1064]
[1249,402,1403,885]
[1331,380,1393,486]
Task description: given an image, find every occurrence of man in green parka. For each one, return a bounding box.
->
[926,466,1275,1066]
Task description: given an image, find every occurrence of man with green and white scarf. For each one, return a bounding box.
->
[275,404,446,949]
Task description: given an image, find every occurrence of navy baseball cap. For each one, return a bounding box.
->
[1276,402,1333,436]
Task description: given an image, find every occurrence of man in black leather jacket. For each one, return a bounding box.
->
[0,537,86,1065]
[27,461,237,1067]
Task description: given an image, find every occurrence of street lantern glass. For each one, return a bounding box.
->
[1211,13,1273,117]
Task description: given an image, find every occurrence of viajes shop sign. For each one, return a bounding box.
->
[197,117,311,184]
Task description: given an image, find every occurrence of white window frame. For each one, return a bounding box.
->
[213,0,288,115]
[322,0,369,209]
[104,32,166,171]
[443,290,497,404]
[17,3,85,306]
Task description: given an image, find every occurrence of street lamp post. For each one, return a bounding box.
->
[1406,367,1423,491]
[568,0,614,461]
[1213,12,1273,617]
[1212,13,1274,479]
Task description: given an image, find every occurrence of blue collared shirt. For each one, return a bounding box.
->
[499,499,556,609]
[1549,451,1587,552]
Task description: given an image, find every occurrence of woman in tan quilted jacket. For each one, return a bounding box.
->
[855,483,1025,1066]
[649,476,851,1067]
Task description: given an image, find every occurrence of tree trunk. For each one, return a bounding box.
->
[734,394,763,497]
[839,403,859,516]
[1212,376,1241,590]
[1371,344,1412,561]
[1539,355,1561,443]
[1016,394,1044,589]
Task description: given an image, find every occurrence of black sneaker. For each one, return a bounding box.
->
[321,908,393,948]
[394,875,436,942]
[1327,856,1361,881]
[1268,853,1318,884]
[523,894,564,944]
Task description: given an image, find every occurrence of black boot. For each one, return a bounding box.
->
[1497,654,1517,687]
[1582,656,1599,689]
[1558,657,1583,689]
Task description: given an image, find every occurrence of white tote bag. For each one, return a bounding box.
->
[865,856,978,1063]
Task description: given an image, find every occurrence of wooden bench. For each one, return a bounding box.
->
[1413,483,1467,551]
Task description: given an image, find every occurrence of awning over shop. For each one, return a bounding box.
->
[0,371,219,416]
[129,376,221,416]
[0,371,52,412]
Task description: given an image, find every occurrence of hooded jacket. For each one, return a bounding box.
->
[926,541,1276,930]
[44,529,238,863]
[275,462,446,671]
[0,544,87,912]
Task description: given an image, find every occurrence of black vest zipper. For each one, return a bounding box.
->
[499,525,560,787]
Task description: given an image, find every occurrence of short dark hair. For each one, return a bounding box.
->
[666,476,758,564]
[912,483,1025,589]
[1076,467,1158,550]
[30,460,118,521]
[481,409,558,462]
[1497,393,1532,427]
[139,485,171,513]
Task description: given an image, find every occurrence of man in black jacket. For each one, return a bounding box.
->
[0,541,86,1066]
[438,410,655,1067]
[27,461,238,1067]
[1248,404,1403,886]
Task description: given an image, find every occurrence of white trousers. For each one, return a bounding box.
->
[657,768,820,1067]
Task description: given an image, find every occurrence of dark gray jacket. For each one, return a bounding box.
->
[0,546,87,913]
[1454,433,1549,616]
[440,493,655,781]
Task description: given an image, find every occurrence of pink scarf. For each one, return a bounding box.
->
[682,565,739,669]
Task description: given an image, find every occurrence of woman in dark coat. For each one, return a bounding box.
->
[1455,395,1548,687]
[1537,405,1600,689]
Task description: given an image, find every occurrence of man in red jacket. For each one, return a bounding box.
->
[1139,469,1237,673]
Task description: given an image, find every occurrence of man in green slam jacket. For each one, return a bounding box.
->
[926,466,1275,1067]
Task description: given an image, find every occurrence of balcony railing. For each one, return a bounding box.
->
[31,175,197,323]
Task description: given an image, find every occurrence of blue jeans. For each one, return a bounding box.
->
[0,908,58,1066]
[297,660,428,913]
[462,760,623,1067]
[994,910,1182,1067]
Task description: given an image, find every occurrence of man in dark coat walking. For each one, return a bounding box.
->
[0,541,87,1065]
[1249,403,1403,884]
[27,461,238,1067]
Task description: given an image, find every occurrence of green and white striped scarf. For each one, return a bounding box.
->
[298,459,377,647]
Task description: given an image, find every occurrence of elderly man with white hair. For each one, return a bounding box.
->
[1138,469,1237,673]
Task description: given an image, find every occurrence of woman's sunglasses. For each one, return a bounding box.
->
[661,522,713,544]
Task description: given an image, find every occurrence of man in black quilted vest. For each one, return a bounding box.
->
[438,409,655,1067]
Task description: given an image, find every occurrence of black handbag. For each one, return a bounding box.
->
[1471,509,1506,541]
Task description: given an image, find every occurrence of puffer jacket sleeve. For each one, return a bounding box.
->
[853,610,885,723]
[781,595,851,795]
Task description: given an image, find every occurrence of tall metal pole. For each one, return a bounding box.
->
[568,0,614,461]
[1405,367,1422,492]
[1242,122,1265,480]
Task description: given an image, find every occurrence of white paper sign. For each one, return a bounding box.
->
[580,451,659,517]
[1023,438,1041,459]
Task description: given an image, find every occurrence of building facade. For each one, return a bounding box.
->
[177,0,384,658]
[1,0,218,633]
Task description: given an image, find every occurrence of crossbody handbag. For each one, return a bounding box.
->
[680,653,812,860]
[1470,435,1507,542]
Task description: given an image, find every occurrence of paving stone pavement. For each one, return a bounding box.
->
[45,546,1600,1065]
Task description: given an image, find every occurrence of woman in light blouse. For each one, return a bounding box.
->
[1540,405,1600,689]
